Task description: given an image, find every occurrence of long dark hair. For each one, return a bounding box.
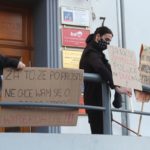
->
[94,26,113,36]
[86,26,113,44]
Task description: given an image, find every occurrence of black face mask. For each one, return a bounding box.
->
[98,39,108,51]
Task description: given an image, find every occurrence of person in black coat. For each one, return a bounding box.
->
[0,55,25,71]
[0,55,25,132]
[0,55,25,89]
[79,26,132,134]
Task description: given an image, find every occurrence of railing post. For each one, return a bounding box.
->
[102,82,112,134]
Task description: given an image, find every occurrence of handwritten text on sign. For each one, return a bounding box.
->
[2,67,83,103]
[135,45,150,102]
[0,67,83,127]
[139,45,150,85]
[108,46,142,90]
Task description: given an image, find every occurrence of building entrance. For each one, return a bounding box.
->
[0,3,33,132]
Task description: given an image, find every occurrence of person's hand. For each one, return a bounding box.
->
[17,61,26,69]
[115,86,132,97]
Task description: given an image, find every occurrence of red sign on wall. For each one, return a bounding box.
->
[62,27,90,48]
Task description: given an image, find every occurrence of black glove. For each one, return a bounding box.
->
[112,92,122,108]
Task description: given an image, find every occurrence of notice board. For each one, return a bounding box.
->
[62,50,82,69]
[61,6,90,27]
[0,67,83,127]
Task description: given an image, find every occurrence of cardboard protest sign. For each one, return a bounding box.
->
[0,67,83,127]
[108,45,142,90]
[135,44,150,102]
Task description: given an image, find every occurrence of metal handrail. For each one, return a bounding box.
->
[0,101,105,111]
[84,73,102,82]
[1,101,150,116]
[112,108,150,116]
[0,73,150,134]
[84,73,150,93]
[142,84,150,93]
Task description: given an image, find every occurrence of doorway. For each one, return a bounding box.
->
[0,3,33,132]
[0,0,60,133]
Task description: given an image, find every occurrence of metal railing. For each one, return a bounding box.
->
[0,73,150,134]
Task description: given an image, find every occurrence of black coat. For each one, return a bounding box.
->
[0,55,19,75]
[79,41,114,110]
[0,55,19,89]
